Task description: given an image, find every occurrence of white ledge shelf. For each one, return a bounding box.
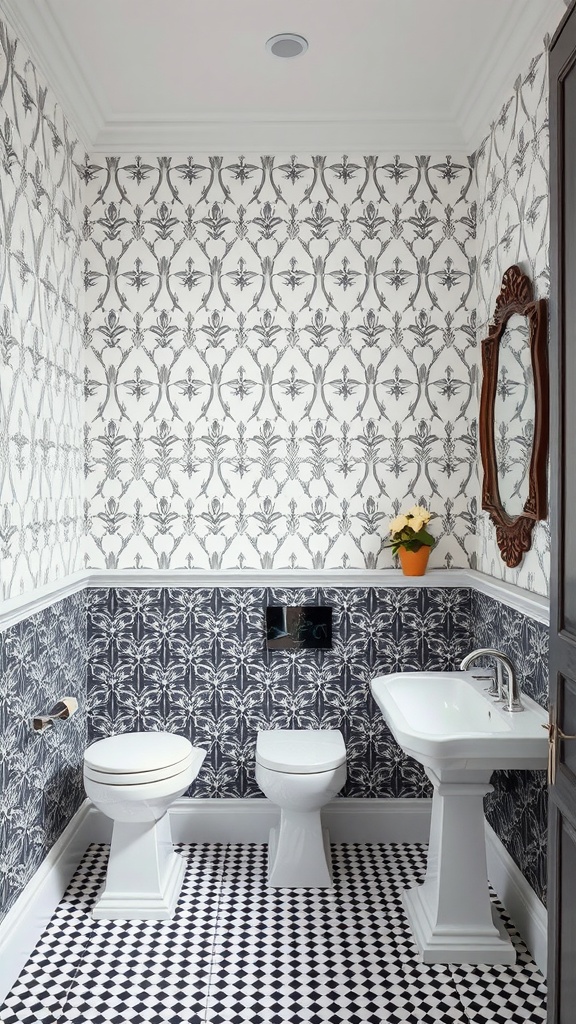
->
[0,568,550,632]
[88,568,466,589]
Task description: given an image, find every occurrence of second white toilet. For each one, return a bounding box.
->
[255,728,347,887]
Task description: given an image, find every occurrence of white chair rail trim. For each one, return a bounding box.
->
[0,567,549,632]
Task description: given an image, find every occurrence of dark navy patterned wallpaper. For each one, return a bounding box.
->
[0,583,548,924]
[86,586,472,799]
[0,593,87,923]
[86,584,549,904]
[472,591,549,904]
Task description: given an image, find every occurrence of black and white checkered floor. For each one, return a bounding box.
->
[1,843,546,1024]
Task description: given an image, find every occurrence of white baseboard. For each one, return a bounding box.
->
[168,796,434,844]
[168,796,278,843]
[322,796,433,843]
[485,822,547,976]
[0,800,102,1003]
[0,798,547,1003]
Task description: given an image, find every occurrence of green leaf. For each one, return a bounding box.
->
[413,528,434,546]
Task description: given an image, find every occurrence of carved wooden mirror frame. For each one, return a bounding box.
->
[479,265,549,567]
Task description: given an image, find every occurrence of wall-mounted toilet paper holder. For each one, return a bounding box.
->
[32,697,78,732]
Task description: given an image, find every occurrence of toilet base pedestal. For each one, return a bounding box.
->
[92,814,186,920]
[267,811,332,887]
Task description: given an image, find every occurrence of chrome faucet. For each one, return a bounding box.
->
[460,648,523,713]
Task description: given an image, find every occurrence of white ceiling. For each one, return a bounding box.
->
[0,0,567,152]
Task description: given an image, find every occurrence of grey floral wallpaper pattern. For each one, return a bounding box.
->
[0,21,85,601]
[475,47,550,596]
[0,592,87,923]
[0,6,553,591]
[472,590,549,903]
[81,151,479,572]
[86,586,473,799]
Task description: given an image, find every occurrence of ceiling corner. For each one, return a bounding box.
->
[0,0,103,151]
[455,0,567,153]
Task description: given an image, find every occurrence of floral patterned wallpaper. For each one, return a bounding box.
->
[81,151,478,572]
[0,9,553,590]
[472,591,549,903]
[84,584,549,903]
[475,48,550,596]
[86,585,472,799]
[0,582,549,922]
[0,16,87,929]
[0,20,85,601]
[0,592,87,923]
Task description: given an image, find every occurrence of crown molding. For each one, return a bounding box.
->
[0,567,549,631]
[91,115,468,157]
[0,0,101,150]
[0,0,469,155]
[457,0,567,151]
[1,0,561,157]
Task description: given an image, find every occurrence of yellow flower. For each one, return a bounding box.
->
[408,504,431,523]
[408,516,424,533]
[389,514,409,534]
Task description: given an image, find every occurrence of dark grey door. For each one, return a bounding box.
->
[548,5,576,1021]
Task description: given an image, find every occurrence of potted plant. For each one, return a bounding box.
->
[388,505,435,576]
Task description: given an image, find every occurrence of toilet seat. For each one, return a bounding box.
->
[84,732,193,785]
[84,751,194,786]
[256,729,346,774]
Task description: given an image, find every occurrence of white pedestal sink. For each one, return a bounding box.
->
[370,671,547,964]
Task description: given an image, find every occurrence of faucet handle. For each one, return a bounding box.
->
[468,663,501,698]
[487,664,502,698]
[470,669,499,696]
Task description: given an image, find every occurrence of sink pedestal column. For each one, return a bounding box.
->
[402,767,515,964]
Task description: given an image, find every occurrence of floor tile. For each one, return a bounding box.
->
[206,843,468,1024]
[0,842,546,1024]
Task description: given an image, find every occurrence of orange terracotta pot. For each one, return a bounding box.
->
[397,545,430,577]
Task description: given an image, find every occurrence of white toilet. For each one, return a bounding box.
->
[83,731,206,920]
[255,729,347,887]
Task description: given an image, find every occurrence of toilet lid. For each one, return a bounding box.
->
[256,729,346,773]
[84,731,193,775]
[84,749,195,786]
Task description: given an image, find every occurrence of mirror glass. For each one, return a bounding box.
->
[493,313,535,518]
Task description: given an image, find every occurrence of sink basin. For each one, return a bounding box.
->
[370,670,547,774]
[369,669,549,965]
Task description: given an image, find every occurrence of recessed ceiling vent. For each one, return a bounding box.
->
[266,33,308,59]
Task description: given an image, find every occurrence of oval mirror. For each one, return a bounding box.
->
[479,266,548,567]
[493,313,535,518]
